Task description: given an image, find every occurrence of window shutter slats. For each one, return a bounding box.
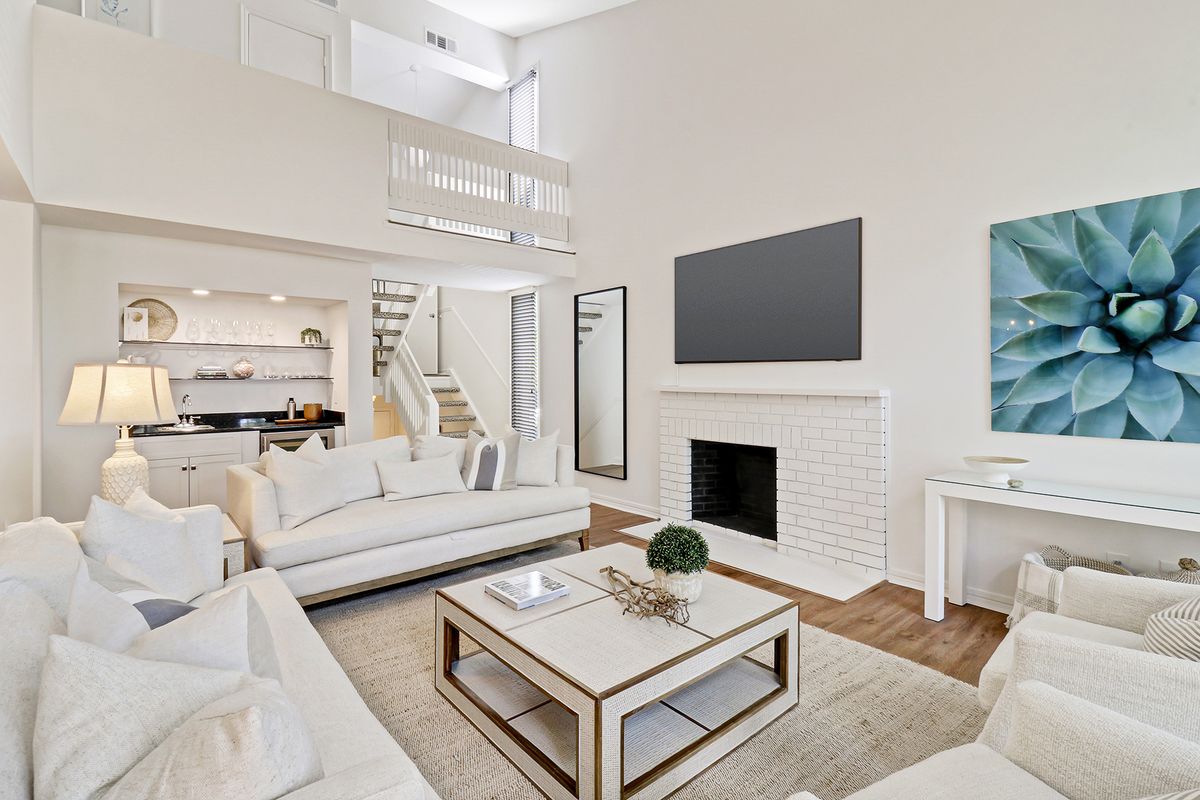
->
[510,291,539,439]
[508,68,538,246]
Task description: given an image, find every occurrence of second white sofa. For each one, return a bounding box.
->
[227,437,591,605]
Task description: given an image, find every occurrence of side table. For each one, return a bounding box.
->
[221,513,250,580]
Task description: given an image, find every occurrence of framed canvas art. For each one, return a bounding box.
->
[991,188,1200,442]
[84,0,150,35]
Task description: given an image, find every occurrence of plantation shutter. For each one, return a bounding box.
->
[510,291,539,439]
[508,68,538,246]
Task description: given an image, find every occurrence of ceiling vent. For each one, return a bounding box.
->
[308,0,338,9]
[425,28,459,56]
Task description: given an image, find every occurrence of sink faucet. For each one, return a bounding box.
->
[181,394,192,425]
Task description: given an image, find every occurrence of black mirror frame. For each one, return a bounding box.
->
[574,286,627,481]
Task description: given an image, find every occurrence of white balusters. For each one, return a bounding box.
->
[387,114,569,241]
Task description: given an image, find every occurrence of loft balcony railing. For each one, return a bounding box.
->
[387,117,570,243]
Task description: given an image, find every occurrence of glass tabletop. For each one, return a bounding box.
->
[928,471,1200,516]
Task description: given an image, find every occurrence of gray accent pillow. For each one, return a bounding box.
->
[462,432,520,491]
[85,555,197,629]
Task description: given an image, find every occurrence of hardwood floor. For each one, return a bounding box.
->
[588,503,1007,686]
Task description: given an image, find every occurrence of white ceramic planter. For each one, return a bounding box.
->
[654,569,703,603]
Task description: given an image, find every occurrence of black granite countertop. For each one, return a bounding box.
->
[131,410,345,437]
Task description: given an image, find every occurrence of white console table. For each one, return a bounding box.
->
[924,471,1200,621]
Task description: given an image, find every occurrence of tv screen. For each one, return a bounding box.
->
[674,218,861,364]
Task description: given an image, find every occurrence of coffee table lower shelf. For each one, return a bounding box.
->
[435,593,799,800]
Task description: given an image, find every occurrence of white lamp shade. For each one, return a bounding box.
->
[58,363,179,426]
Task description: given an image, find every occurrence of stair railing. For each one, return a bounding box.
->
[388,339,439,438]
[388,117,569,241]
[437,306,510,437]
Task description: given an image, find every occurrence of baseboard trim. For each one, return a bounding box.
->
[590,494,661,519]
[887,567,1014,615]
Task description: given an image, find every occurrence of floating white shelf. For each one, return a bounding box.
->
[120,340,332,352]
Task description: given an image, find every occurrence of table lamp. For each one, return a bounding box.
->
[58,362,179,504]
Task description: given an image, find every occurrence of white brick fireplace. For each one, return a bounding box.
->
[658,386,889,579]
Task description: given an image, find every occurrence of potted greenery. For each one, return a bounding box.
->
[645,523,710,603]
[300,327,323,346]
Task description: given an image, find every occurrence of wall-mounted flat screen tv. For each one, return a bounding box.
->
[674,218,862,363]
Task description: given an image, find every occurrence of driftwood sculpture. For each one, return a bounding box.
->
[600,566,690,626]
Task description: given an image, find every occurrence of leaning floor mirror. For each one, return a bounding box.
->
[575,286,627,480]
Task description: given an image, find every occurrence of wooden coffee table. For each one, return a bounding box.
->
[435,543,799,800]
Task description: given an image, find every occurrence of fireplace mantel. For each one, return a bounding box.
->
[657,385,889,398]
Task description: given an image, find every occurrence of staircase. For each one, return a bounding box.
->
[578,306,602,345]
[372,279,420,378]
[426,373,485,439]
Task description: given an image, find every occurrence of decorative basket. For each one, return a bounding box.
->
[1144,557,1200,585]
[1037,545,1133,576]
[1007,545,1133,628]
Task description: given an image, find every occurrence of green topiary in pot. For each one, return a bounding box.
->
[646,524,709,603]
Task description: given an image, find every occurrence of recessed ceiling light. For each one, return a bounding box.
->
[270,295,287,302]
[192,289,210,296]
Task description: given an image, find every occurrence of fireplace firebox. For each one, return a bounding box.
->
[690,440,777,541]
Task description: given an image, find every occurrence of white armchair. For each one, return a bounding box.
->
[785,630,1200,800]
[978,566,1200,709]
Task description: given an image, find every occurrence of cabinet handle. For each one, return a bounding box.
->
[181,465,188,472]
[190,465,197,471]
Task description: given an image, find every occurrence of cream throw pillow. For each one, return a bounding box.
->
[1003,680,1200,800]
[0,517,84,617]
[68,563,280,680]
[103,681,323,800]
[378,454,467,501]
[263,444,345,530]
[33,636,256,800]
[516,430,559,487]
[412,434,468,470]
[0,579,64,800]
[79,492,207,603]
[295,433,413,503]
[462,431,520,491]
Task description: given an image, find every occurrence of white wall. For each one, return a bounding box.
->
[146,0,517,98]
[0,199,41,527]
[151,0,351,93]
[438,286,511,433]
[519,0,1200,603]
[40,225,373,521]
[0,0,34,198]
[31,7,573,282]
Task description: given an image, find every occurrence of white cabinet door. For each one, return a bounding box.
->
[189,453,241,509]
[244,13,329,88]
[147,457,191,510]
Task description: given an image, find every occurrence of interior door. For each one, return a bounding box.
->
[146,457,192,509]
[189,453,241,509]
[244,12,329,89]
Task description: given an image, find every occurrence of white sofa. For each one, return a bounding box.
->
[979,566,1200,709]
[787,626,1200,800]
[227,439,591,605]
[5,506,438,800]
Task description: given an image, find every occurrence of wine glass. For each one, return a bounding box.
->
[230,320,240,344]
[265,322,276,345]
[186,317,201,342]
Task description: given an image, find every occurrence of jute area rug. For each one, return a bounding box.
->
[307,544,987,800]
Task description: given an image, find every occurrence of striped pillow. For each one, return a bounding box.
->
[461,432,520,491]
[1144,596,1200,661]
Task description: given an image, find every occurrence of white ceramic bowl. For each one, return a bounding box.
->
[963,456,1029,484]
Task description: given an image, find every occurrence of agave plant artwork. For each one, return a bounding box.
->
[991,188,1200,442]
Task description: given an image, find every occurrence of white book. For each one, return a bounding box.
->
[484,571,570,610]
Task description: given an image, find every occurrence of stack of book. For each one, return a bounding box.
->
[484,571,570,610]
[194,364,228,379]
